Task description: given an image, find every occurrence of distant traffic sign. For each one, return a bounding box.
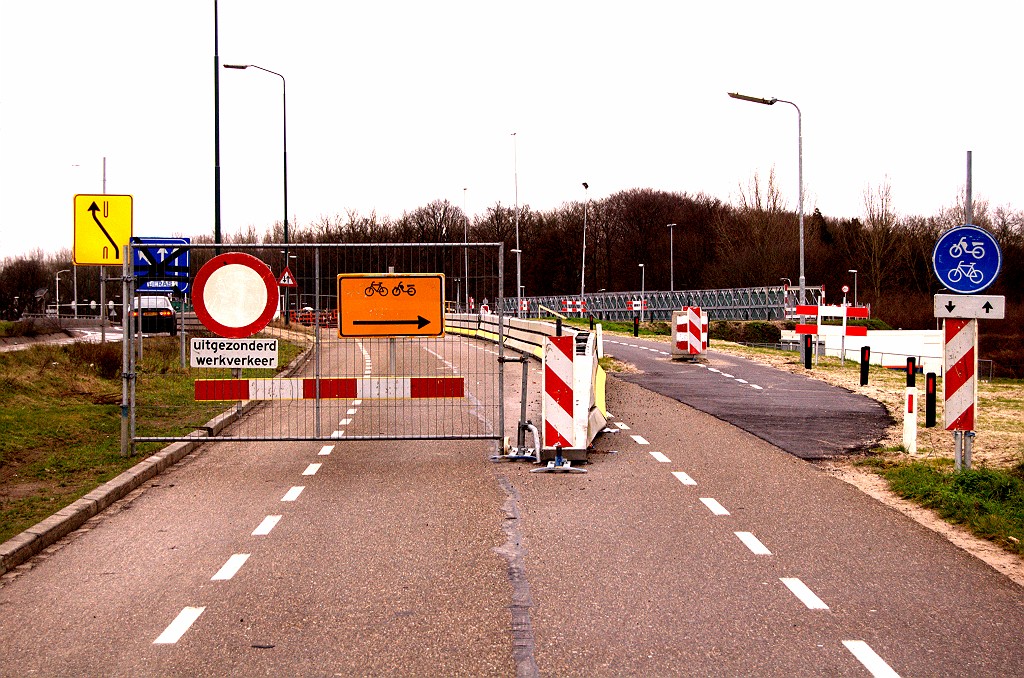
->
[73,194,133,265]
[278,266,298,287]
[933,294,1005,320]
[932,225,1002,293]
[337,273,445,338]
[133,237,191,294]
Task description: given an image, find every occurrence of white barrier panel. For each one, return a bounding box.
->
[671,307,708,359]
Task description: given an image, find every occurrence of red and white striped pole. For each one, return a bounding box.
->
[944,318,978,469]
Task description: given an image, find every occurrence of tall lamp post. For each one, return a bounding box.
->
[224,65,288,323]
[56,269,70,319]
[639,263,646,323]
[848,269,858,307]
[463,187,469,312]
[667,223,676,292]
[580,182,589,317]
[727,92,804,306]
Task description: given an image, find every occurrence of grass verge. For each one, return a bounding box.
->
[0,335,304,544]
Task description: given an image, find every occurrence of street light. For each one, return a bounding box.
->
[848,269,858,307]
[639,263,646,323]
[56,270,70,319]
[728,91,804,306]
[667,223,676,292]
[580,182,589,317]
[463,187,469,311]
[225,63,290,322]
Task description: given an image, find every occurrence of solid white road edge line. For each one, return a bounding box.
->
[252,515,282,536]
[780,577,830,610]
[700,497,730,515]
[281,486,304,502]
[735,531,772,555]
[211,553,250,581]
[153,607,205,644]
[649,451,671,463]
[842,640,901,678]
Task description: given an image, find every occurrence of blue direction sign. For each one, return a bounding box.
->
[932,225,1001,294]
[132,237,191,294]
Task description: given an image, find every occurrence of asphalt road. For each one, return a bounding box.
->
[1,332,1022,676]
[604,336,892,459]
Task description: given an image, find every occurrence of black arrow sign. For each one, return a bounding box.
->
[88,201,120,260]
[353,316,430,329]
[982,301,994,313]
[945,301,956,312]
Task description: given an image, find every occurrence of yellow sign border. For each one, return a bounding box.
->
[73,194,133,266]
[337,273,445,338]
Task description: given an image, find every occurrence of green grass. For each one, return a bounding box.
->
[0,335,305,543]
[857,457,1024,555]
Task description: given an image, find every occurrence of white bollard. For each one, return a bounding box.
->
[903,386,918,454]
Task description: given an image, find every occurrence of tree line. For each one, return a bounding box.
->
[4,175,1022,338]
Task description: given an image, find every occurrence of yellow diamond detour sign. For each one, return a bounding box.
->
[74,194,133,265]
[338,273,445,338]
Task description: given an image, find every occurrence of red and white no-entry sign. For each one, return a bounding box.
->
[193,252,279,338]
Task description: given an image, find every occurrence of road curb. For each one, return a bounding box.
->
[0,401,256,577]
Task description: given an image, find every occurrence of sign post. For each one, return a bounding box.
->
[932,223,1003,470]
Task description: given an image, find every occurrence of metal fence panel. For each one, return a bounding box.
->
[128,242,505,444]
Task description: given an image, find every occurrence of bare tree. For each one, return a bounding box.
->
[859,179,906,304]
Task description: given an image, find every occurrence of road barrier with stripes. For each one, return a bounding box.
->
[671,307,708,359]
[944,318,976,431]
[195,376,465,401]
[795,304,869,337]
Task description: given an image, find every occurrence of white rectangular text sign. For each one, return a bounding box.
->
[190,338,278,369]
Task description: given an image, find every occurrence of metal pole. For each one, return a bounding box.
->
[463,187,469,311]
[639,264,645,323]
[73,266,78,319]
[497,243,506,444]
[667,223,675,293]
[314,247,322,438]
[965,150,973,225]
[214,0,223,250]
[513,133,521,318]
[580,182,588,317]
[120,246,130,457]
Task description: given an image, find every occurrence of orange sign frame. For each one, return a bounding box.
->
[337,273,445,338]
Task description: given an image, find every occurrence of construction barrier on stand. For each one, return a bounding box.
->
[542,332,606,452]
[944,318,977,431]
[195,376,465,401]
[671,307,708,359]
[561,299,586,314]
[795,304,869,337]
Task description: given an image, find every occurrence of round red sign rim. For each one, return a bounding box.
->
[193,252,279,338]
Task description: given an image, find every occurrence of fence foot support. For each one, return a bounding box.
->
[530,444,587,474]
[491,421,541,463]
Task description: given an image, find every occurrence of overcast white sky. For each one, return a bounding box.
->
[2,1,1022,259]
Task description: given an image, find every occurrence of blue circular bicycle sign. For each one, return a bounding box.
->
[932,224,1002,293]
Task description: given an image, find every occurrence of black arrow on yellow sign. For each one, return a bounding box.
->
[353,316,430,329]
[88,201,120,260]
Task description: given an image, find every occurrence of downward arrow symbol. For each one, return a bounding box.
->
[944,301,956,313]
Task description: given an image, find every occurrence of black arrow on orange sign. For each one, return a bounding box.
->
[353,316,430,329]
[88,202,120,260]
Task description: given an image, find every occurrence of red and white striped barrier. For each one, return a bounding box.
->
[195,376,465,401]
[628,299,648,312]
[795,304,869,337]
[561,299,586,313]
[944,318,977,431]
[672,307,708,358]
[542,335,576,448]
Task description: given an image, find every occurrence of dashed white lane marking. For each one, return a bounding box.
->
[211,553,250,581]
[722,372,734,378]
[735,378,748,384]
[339,418,353,426]
[353,400,362,405]
[615,422,631,430]
[735,532,772,555]
[318,445,334,456]
[302,463,322,476]
[252,515,282,536]
[649,451,671,463]
[154,607,205,644]
[659,351,669,355]
[708,368,721,373]
[780,577,829,610]
[842,641,901,677]
[751,384,764,390]
[700,497,730,515]
[672,471,697,486]
[630,435,650,445]
[330,430,345,438]
[281,486,304,502]
[346,408,358,415]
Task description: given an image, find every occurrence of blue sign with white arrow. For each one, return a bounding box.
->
[132,237,191,294]
[932,225,1001,294]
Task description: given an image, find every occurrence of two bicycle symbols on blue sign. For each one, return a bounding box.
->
[932,225,1002,294]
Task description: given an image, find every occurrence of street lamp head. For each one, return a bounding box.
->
[728,92,777,106]
[848,269,858,274]
[582,182,588,190]
[667,223,676,228]
[223,64,250,70]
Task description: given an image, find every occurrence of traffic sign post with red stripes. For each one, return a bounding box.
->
[943,318,978,469]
